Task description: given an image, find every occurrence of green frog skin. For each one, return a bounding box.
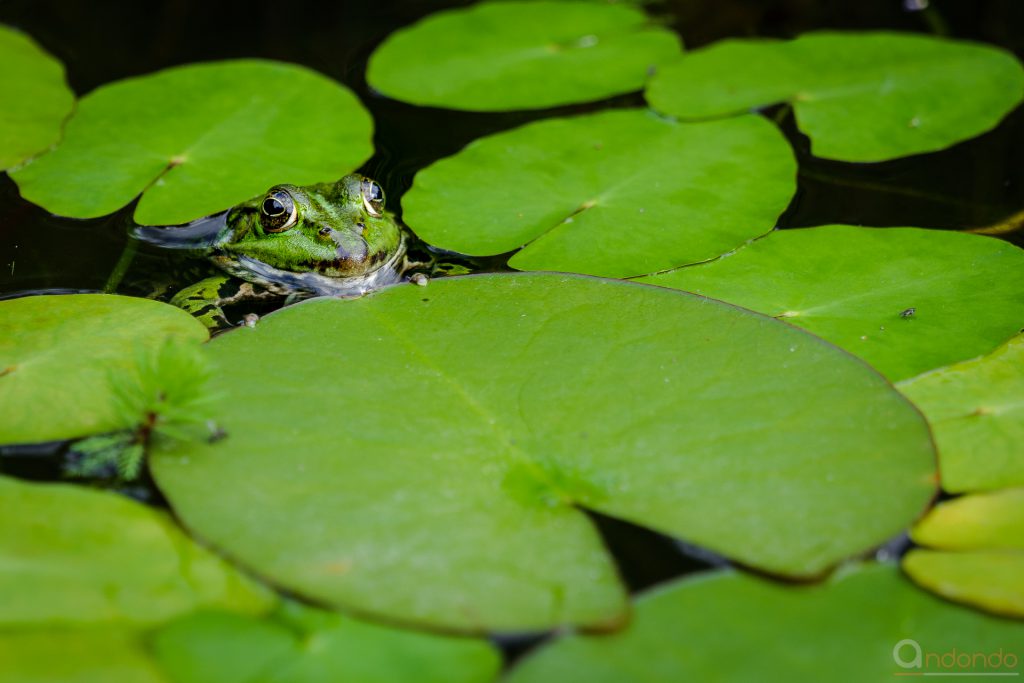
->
[146,174,407,329]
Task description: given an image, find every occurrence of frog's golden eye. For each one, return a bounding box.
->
[260,190,297,233]
[361,180,385,217]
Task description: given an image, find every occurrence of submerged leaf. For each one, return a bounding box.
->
[10,60,372,224]
[0,25,74,170]
[153,274,934,632]
[366,1,681,111]
[403,109,795,277]
[646,32,1024,161]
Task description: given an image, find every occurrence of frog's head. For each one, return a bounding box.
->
[212,174,404,279]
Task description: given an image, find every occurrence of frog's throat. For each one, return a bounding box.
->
[212,232,408,298]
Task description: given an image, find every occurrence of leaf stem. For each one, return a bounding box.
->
[797,167,980,210]
[968,207,1024,236]
[103,237,138,293]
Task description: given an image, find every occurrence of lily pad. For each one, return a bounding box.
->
[911,488,1024,551]
[365,1,682,111]
[646,32,1024,162]
[0,475,273,626]
[403,109,796,278]
[0,294,208,444]
[898,335,1024,492]
[902,489,1024,618]
[0,630,164,683]
[0,25,75,170]
[153,603,501,683]
[10,60,373,225]
[506,564,1024,682]
[903,551,1024,618]
[152,274,934,632]
[640,226,1024,382]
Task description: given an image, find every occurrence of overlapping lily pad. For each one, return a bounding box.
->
[641,226,1024,382]
[903,489,1024,617]
[403,109,795,278]
[0,25,75,170]
[152,274,935,632]
[10,60,373,225]
[0,630,164,683]
[154,603,501,683]
[366,1,681,111]
[0,475,273,626]
[506,564,1024,681]
[899,335,1024,492]
[0,294,208,444]
[646,32,1024,162]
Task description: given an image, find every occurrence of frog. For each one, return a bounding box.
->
[134,174,408,329]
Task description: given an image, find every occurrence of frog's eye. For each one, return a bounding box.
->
[361,179,385,217]
[260,190,297,233]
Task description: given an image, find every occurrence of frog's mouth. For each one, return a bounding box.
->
[214,232,409,298]
[130,212,232,250]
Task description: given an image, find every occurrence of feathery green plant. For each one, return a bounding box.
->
[67,340,221,481]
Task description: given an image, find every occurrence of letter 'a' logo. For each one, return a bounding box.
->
[893,639,923,669]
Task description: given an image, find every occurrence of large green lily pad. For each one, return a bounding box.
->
[903,489,1024,618]
[898,335,1024,492]
[646,32,1024,162]
[366,1,681,111]
[641,226,1024,382]
[154,603,501,683]
[0,476,273,626]
[10,60,372,225]
[0,630,164,683]
[403,109,795,278]
[506,564,1024,681]
[153,274,934,632]
[0,25,75,170]
[0,294,208,444]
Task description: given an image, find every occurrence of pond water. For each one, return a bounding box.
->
[0,0,1021,621]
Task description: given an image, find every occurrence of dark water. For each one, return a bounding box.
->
[0,0,1022,622]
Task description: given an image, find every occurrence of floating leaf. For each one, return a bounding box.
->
[903,551,1024,618]
[641,226,1024,382]
[0,630,164,683]
[0,25,75,170]
[0,294,208,444]
[152,274,934,632]
[403,109,795,278]
[898,335,1024,492]
[903,489,1024,617]
[153,603,501,683]
[646,32,1024,162]
[911,488,1024,551]
[0,476,273,626]
[366,1,681,111]
[10,60,373,225]
[506,564,1024,681]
